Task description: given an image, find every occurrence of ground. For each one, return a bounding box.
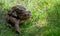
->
[0,0,60,36]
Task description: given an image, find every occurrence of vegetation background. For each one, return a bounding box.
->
[0,0,60,36]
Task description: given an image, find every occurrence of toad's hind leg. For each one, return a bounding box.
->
[7,22,12,28]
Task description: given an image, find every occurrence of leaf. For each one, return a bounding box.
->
[0,2,4,6]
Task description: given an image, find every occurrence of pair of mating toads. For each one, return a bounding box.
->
[6,5,31,34]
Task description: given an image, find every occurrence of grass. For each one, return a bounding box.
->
[0,0,60,36]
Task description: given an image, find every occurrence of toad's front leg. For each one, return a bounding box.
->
[15,20,21,34]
